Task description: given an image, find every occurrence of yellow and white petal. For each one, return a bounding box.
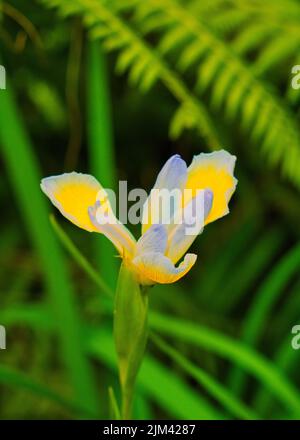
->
[185,150,237,225]
[142,155,187,234]
[41,172,105,232]
[88,202,136,257]
[136,224,167,256]
[132,252,197,285]
[41,172,136,257]
[166,189,213,263]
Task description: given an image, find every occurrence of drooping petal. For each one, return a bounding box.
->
[88,202,136,257]
[136,224,167,256]
[41,172,105,232]
[166,189,213,263]
[41,172,136,256]
[142,155,187,234]
[132,252,197,284]
[185,150,237,225]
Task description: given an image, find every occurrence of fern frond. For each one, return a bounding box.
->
[208,8,250,34]
[190,0,300,69]
[232,23,275,56]
[40,0,300,187]
[40,0,221,147]
[253,35,300,76]
[133,0,300,186]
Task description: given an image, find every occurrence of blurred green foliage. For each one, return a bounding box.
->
[0,0,300,420]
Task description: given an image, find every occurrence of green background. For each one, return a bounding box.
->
[0,0,300,419]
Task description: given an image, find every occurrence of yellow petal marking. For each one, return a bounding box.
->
[41,173,109,232]
[185,151,237,225]
[133,253,197,285]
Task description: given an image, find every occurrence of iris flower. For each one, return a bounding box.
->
[41,150,237,285]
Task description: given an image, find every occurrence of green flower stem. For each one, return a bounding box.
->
[114,263,149,419]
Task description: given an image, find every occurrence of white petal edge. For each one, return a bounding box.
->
[142,155,187,234]
[166,189,213,263]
